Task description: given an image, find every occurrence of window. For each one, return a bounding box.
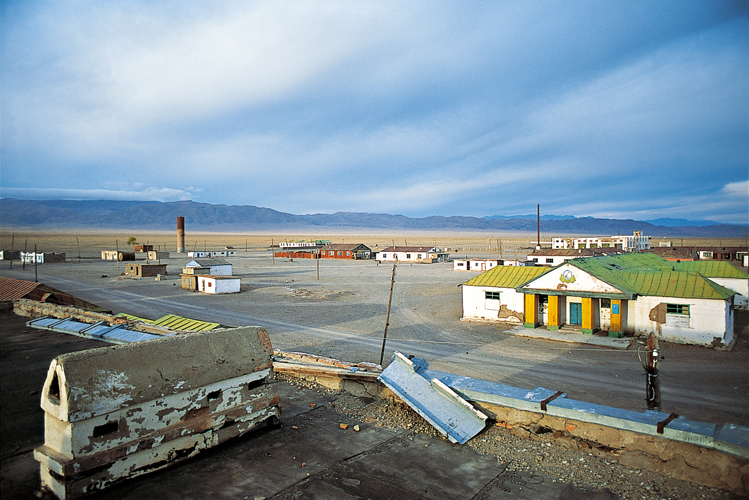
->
[667,304,689,316]
[485,290,500,311]
[532,258,539,262]
[600,298,611,308]
[407,254,412,259]
[417,254,422,259]
[346,251,351,256]
[545,258,554,263]
[382,253,387,259]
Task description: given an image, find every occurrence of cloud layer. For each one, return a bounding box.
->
[1,1,747,223]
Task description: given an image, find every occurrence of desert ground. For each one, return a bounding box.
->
[1,229,748,430]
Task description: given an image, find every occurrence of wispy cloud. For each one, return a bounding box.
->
[1,1,747,223]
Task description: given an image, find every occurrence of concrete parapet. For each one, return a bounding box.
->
[427,369,749,496]
[274,356,749,496]
[34,327,279,499]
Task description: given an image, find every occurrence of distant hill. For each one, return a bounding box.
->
[0,198,746,238]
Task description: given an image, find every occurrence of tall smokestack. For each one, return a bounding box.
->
[177,216,185,253]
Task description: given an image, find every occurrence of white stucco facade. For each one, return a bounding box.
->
[627,295,733,347]
[461,285,526,323]
[376,247,449,263]
[709,277,749,310]
[461,257,738,348]
[186,260,232,276]
[197,275,241,294]
[454,260,500,271]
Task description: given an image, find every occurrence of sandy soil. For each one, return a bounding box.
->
[1,230,748,429]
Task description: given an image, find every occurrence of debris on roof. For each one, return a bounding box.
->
[378,352,488,444]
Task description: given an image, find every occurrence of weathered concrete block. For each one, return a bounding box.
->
[35,327,279,499]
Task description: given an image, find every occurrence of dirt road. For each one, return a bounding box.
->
[2,249,747,427]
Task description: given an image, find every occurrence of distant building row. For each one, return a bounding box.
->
[551,231,650,252]
[275,244,450,263]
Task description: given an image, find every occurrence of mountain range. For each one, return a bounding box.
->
[0,198,746,238]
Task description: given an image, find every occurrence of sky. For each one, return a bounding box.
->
[1,1,748,224]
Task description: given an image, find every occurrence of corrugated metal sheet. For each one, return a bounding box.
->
[673,260,749,279]
[378,352,487,444]
[115,313,221,331]
[617,271,735,300]
[115,313,154,324]
[462,265,549,288]
[570,255,738,300]
[150,314,220,331]
[27,316,163,344]
[0,277,41,301]
[187,258,230,267]
[101,329,163,344]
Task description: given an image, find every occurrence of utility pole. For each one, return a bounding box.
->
[9,233,14,270]
[34,244,38,282]
[316,248,320,280]
[379,263,397,366]
[644,332,661,411]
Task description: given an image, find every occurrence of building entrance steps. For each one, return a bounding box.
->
[507,324,633,349]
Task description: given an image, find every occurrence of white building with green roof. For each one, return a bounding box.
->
[462,254,747,348]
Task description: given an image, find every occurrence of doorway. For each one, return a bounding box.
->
[569,302,582,325]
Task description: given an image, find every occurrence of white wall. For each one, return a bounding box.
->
[709,277,748,310]
[198,276,240,294]
[462,286,525,323]
[377,251,434,262]
[630,296,732,347]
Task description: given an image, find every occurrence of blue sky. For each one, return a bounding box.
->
[1,1,747,223]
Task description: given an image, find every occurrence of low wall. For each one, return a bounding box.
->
[277,357,749,496]
[13,299,172,336]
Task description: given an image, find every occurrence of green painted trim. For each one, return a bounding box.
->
[524,322,540,329]
[608,331,623,338]
[547,326,560,331]
[582,328,594,335]
[519,288,632,300]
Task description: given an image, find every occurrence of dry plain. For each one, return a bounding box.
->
[1,229,748,429]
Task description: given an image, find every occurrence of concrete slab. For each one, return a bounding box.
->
[506,325,632,349]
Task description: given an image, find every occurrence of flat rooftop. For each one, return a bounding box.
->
[1,309,739,500]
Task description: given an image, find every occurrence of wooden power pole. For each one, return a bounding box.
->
[379,263,397,366]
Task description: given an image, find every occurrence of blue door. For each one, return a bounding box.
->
[570,303,582,325]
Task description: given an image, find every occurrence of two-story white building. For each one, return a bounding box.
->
[552,231,650,252]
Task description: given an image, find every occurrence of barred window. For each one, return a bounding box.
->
[667,304,689,316]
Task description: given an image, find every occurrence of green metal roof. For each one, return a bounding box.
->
[568,256,737,300]
[115,313,222,331]
[671,260,749,279]
[465,253,741,301]
[463,266,549,288]
[151,314,221,331]
[618,271,736,300]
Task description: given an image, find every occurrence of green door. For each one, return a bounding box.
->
[570,303,582,325]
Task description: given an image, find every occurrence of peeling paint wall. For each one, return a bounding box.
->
[637,296,733,348]
[35,327,279,499]
[461,285,524,323]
